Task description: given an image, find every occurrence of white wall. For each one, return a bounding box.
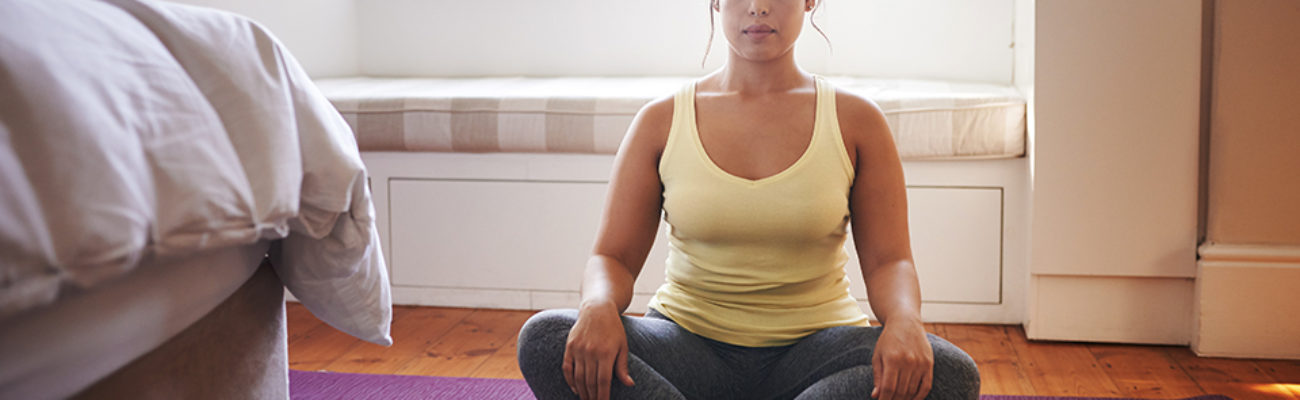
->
[357,0,1015,83]
[819,0,1014,82]
[166,0,1015,82]
[1013,0,1034,91]
[168,0,361,78]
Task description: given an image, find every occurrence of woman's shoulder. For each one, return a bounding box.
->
[637,93,677,126]
[620,93,677,155]
[831,85,893,149]
[831,86,888,129]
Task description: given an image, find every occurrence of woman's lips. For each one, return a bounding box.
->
[742,24,775,39]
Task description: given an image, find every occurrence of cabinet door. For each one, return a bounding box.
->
[388,179,1003,307]
[846,187,1003,305]
[388,179,608,291]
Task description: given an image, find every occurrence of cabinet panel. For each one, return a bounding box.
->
[847,187,1003,304]
[389,179,1002,307]
[391,178,672,295]
[389,179,607,291]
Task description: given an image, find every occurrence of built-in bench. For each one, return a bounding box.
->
[322,76,1025,159]
[317,76,1030,323]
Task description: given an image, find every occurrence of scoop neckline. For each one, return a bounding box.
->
[688,77,823,186]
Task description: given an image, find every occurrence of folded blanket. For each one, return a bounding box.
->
[0,0,391,345]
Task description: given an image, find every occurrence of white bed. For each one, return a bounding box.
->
[0,0,392,398]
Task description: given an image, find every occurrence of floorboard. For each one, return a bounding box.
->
[1003,326,1122,397]
[1088,343,1204,398]
[943,324,1035,395]
[393,309,535,377]
[322,306,473,374]
[288,318,366,371]
[1165,347,1297,400]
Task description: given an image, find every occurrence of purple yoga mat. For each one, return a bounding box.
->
[289,370,1233,400]
[290,370,535,400]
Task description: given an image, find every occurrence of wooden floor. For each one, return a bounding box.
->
[288,303,1300,399]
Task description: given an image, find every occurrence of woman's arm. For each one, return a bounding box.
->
[842,94,920,333]
[565,95,673,400]
[839,90,934,400]
[580,94,672,314]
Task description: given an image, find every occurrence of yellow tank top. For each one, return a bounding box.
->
[647,76,869,347]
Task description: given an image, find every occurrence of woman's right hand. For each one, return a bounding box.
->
[563,301,636,400]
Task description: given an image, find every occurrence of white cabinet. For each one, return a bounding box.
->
[382,166,1006,320]
[389,179,607,292]
[845,187,1003,306]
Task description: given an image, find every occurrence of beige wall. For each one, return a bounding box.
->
[1206,0,1300,245]
[1194,0,1300,359]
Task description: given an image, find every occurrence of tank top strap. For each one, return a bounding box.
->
[813,76,856,179]
[660,81,699,175]
[672,81,697,128]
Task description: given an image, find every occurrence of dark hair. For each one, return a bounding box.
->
[703,0,831,67]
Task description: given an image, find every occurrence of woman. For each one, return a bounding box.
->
[518,0,980,399]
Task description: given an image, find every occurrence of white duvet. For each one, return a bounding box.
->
[0,0,391,345]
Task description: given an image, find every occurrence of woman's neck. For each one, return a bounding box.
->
[709,52,809,95]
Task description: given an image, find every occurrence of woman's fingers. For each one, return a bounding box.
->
[893,350,938,400]
[878,360,900,399]
[615,346,636,387]
[573,355,589,399]
[596,358,612,400]
[911,368,932,400]
[574,346,631,400]
[565,308,630,399]
[894,363,920,400]
[585,356,600,400]
[877,350,938,400]
[871,349,883,398]
[562,348,576,395]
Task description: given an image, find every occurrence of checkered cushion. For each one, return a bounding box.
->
[316,76,1026,160]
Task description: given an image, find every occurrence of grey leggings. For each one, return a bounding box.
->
[517,309,980,400]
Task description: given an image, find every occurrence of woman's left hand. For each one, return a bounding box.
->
[871,319,934,400]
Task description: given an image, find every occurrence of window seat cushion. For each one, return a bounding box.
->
[316,76,1025,160]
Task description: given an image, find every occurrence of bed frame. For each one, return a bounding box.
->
[0,242,287,399]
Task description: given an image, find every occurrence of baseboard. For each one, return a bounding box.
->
[1194,242,1300,359]
[1197,242,1300,263]
[1026,275,1194,345]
